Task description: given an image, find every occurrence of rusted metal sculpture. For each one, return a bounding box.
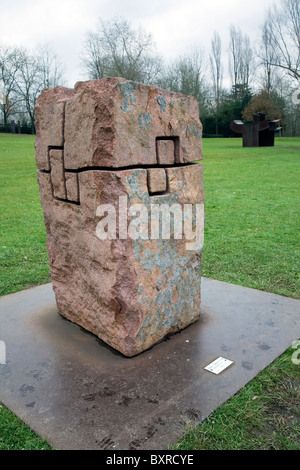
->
[230,113,281,147]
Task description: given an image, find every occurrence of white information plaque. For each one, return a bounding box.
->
[204,356,233,374]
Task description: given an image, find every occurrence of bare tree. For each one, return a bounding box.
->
[259,22,277,93]
[240,35,253,86]
[255,20,289,96]
[157,47,208,109]
[14,50,42,132]
[36,44,66,89]
[228,25,241,97]
[15,46,65,132]
[261,0,300,82]
[228,25,254,99]
[0,43,66,132]
[82,17,162,84]
[0,45,24,129]
[210,31,223,133]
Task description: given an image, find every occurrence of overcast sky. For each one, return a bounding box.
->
[0,0,275,87]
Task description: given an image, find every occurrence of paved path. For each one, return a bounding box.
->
[0,278,299,450]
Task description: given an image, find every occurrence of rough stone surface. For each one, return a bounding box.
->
[35,86,75,171]
[35,77,204,357]
[35,78,203,171]
[65,172,79,203]
[49,149,66,199]
[147,168,167,194]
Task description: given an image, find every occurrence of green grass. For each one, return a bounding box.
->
[0,133,299,450]
[0,134,51,296]
[201,137,300,299]
[0,404,52,450]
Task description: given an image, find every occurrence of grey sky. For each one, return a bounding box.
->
[0,0,275,87]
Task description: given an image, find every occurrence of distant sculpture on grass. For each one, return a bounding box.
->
[230,89,282,147]
[230,113,281,147]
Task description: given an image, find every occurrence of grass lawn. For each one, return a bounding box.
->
[201,137,300,299]
[0,134,50,296]
[0,133,299,450]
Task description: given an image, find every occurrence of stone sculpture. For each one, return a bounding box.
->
[35,77,204,356]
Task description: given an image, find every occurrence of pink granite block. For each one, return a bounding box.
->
[35,78,204,357]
